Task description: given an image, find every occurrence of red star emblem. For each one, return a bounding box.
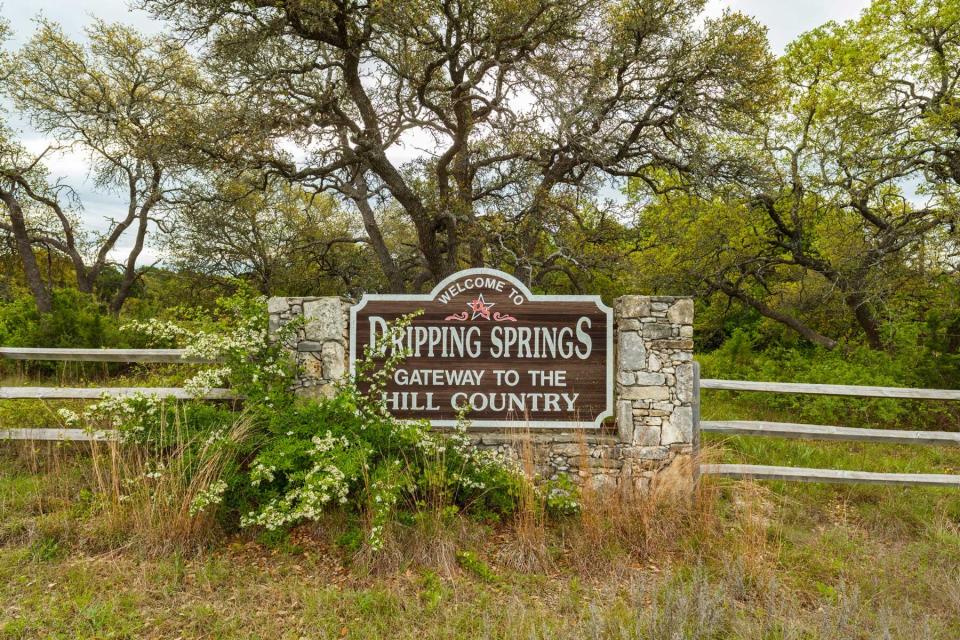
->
[467,294,495,320]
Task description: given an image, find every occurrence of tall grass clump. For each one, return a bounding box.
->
[85,406,257,552]
[556,449,723,575]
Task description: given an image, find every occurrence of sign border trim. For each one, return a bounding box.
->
[348,268,614,429]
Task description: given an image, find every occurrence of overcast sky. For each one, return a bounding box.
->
[2,0,871,264]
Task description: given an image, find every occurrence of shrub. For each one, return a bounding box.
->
[104,302,524,553]
[0,289,121,349]
[239,315,523,551]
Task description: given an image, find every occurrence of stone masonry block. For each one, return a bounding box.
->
[617,400,634,443]
[321,341,347,381]
[620,385,671,401]
[633,422,661,446]
[303,298,347,343]
[616,296,651,319]
[666,298,694,324]
[618,332,647,370]
[642,323,673,339]
[633,372,666,386]
[675,363,694,403]
[267,297,290,314]
[661,406,693,445]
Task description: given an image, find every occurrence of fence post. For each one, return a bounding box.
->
[692,359,701,485]
[268,296,350,398]
[614,296,695,494]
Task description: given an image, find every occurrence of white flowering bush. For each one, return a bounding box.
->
[189,479,229,516]
[239,314,524,551]
[121,290,295,405]
[73,289,296,536]
[57,392,164,444]
[107,297,545,551]
[542,474,581,517]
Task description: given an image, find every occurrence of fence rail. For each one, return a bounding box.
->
[700,464,960,487]
[698,375,960,487]
[1,428,116,442]
[0,347,237,441]
[4,347,960,491]
[0,386,238,400]
[701,420,960,446]
[700,378,960,401]
[0,347,218,364]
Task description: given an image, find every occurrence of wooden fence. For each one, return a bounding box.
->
[3,347,960,487]
[0,347,237,442]
[696,363,960,487]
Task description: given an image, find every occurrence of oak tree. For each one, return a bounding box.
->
[0,20,204,313]
[143,0,774,291]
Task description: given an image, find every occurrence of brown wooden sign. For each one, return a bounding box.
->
[349,268,612,428]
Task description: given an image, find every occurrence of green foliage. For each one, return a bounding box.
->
[27,535,65,563]
[699,327,958,428]
[0,289,121,349]
[455,550,499,583]
[240,391,522,552]
[105,304,523,552]
[541,474,581,518]
[239,315,523,551]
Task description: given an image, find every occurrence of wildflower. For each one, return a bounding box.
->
[190,480,229,516]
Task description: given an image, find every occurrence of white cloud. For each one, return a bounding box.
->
[705,0,870,53]
[2,0,162,47]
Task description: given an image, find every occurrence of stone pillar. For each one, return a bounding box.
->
[267,296,350,399]
[615,296,695,491]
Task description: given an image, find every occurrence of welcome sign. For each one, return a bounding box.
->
[349,268,613,428]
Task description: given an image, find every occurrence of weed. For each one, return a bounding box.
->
[455,550,499,583]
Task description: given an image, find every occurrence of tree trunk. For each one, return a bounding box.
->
[0,190,52,313]
[110,186,159,314]
[716,280,838,350]
[844,291,884,350]
[75,270,95,294]
[109,215,149,315]
[349,174,406,293]
[341,50,448,282]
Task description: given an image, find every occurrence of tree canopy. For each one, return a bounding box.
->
[1,20,205,312]
[631,0,960,350]
[0,0,957,356]
[141,0,774,289]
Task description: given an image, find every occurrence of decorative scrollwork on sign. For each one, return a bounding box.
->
[444,311,468,321]
[493,312,517,322]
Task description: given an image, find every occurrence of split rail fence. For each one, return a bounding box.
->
[3,347,960,487]
[696,363,960,487]
[0,347,236,442]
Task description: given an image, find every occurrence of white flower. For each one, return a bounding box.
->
[57,408,80,426]
[190,479,229,516]
[184,367,232,398]
[250,462,276,487]
[121,319,190,345]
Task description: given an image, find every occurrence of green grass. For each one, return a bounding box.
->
[2,540,956,639]
[2,393,960,638]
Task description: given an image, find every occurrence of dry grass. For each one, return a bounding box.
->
[551,448,722,578]
[493,434,553,573]
[5,441,960,638]
[6,419,960,638]
[82,410,257,554]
